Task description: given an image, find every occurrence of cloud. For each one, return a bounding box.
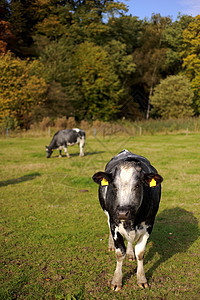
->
[181,0,200,16]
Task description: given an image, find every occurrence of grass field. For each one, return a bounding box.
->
[0,133,199,299]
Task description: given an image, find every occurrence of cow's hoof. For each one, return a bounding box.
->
[111,284,122,291]
[127,254,135,261]
[138,282,148,289]
[108,247,115,252]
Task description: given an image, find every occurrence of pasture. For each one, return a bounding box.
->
[0,133,199,299]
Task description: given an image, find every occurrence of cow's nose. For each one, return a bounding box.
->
[116,209,130,220]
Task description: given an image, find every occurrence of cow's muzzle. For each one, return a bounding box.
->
[116,208,131,221]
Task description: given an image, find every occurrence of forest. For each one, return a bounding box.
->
[0,0,200,129]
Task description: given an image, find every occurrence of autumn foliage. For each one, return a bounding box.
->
[0,20,15,55]
[0,52,47,128]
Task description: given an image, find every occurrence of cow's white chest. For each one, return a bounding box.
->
[116,222,148,244]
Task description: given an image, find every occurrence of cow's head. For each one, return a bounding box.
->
[92,160,163,222]
[45,146,53,158]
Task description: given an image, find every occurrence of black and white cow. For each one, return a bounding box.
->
[45,128,85,158]
[92,149,163,291]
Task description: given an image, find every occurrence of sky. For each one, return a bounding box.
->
[123,0,200,20]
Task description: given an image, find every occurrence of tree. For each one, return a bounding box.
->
[0,52,48,128]
[181,15,200,114]
[73,41,123,120]
[33,0,127,48]
[36,37,78,118]
[5,0,41,56]
[150,75,194,118]
[104,40,139,119]
[0,0,9,19]
[163,14,194,75]
[131,14,172,119]
[107,15,144,54]
[104,40,136,83]
[0,20,16,55]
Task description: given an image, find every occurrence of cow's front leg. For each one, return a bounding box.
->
[63,145,70,158]
[57,146,62,157]
[111,232,126,291]
[135,232,149,288]
[126,241,135,261]
[108,230,115,251]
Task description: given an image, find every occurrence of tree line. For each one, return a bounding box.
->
[0,0,199,129]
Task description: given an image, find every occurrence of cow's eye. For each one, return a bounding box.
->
[113,185,118,192]
[135,184,140,190]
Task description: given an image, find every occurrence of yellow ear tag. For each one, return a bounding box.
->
[101,178,109,186]
[150,178,156,187]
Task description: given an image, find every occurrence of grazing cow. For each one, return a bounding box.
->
[45,128,85,158]
[92,149,163,291]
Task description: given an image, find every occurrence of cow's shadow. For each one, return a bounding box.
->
[84,151,105,156]
[145,207,199,280]
[0,172,41,187]
[52,151,105,158]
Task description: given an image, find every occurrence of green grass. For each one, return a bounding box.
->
[0,133,200,299]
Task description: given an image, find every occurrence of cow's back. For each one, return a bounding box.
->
[105,149,157,174]
[73,128,86,139]
[53,129,78,145]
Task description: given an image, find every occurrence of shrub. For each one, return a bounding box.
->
[150,75,194,118]
[39,117,52,131]
[67,117,76,128]
[80,120,90,130]
[54,117,67,129]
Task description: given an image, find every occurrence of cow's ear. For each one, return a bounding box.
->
[143,173,163,187]
[92,172,112,186]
